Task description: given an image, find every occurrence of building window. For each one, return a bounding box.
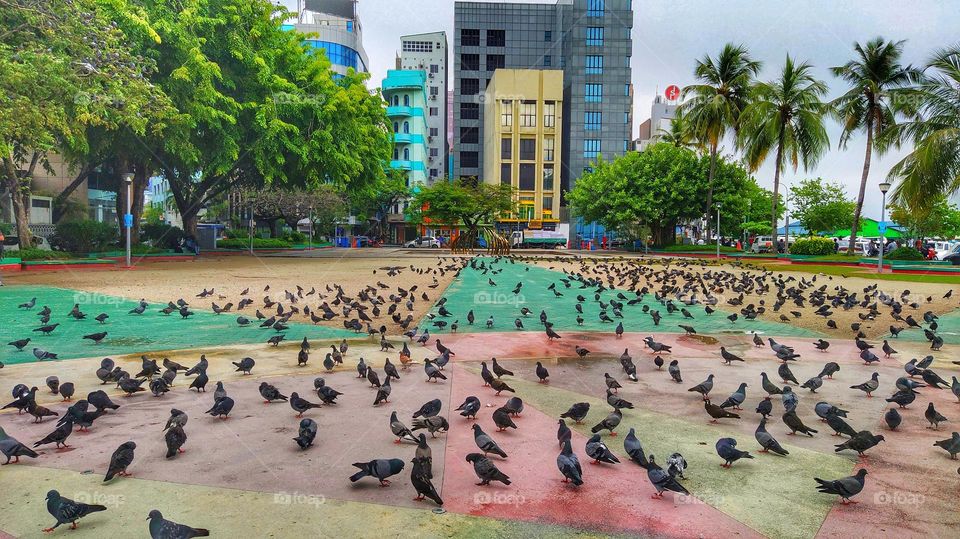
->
[460,127,478,144]
[486,54,505,71]
[544,56,551,67]
[542,196,553,211]
[430,148,439,157]
[545,30,552,42]
[305,40,360,70]
[462,78,480,95]
[403,148,410,160]
[403,95,410,106]
[520,101,537,127]
[501,100,512,127]
[461,53,479,71]
[430,86,439,96]
[430,168,438,177]
[625,83,631,96]
[461,102,479,120]
[403,121,410,134]
[486,29,505,47]
[429,107,438,116]
[461,29,480,47]
[586,27,604,46]
[584,139,601,159]
[500,163,512,185]
[587,0,605,17]
[585,111,602,130]
[624,140,630,153]
[586,55,603,74]
[392,95,399,106]
[585,83,603,103]
[543,137,555,161]
[429,127,439,137]
[461,151,479,168]
[543,165,554,191]
[519,138,536,160]
[393,122,399,133]
[402,40,433,52]
[501,138,512,159]
[430,64,439,74]
[624,112,630,124]
[519,164,536,190]
[393,148,399,160]
[346,21,354,33]
[543,102,556,128]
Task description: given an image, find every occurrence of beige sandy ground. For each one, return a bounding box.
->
[513,254,959,340]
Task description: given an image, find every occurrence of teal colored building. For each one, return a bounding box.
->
[382,70,429,187]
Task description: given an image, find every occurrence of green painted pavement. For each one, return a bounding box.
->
[491,370,853,539]
[426,259,817,338]
[895,307,960,346]
[0,286,356,364]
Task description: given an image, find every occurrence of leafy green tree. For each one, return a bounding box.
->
[0,0,164,247]
[681,43,761,237]
[358,170,410,241]
[887,46,960,211]
[738,55,831,243]
[889,195,960,240]
[655,108,703,152]
[789,178,856,235]
[408,179,516,249]
[830,38,921,253]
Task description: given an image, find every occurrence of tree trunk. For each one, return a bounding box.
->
[129,161,149,246]
[704,143,719,239]
[848,121,873,256]
[1,156,32,248]
[770,143,785,251]
[181,210,199,240]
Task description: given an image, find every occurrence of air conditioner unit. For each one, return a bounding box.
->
[429,95,437,100]
[427,136,434,142]
[428,72,435,79]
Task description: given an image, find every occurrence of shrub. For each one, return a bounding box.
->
[0,222,12,235]
[789,237,836,256]
[217,238,292,249]
[141,223,184,250]
[16,248,73,261]
[283,230,307,243]
[49,220,117,254]
[887,246,925,261]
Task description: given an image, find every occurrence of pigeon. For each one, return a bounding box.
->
[591,408,622,436]
[83,332,108,344]
[259,382,287,403]
[8,338,30,351]
[472,424,507,458]
[456,396,481,419]
[205,396,234,419]
[884,408,902,430]
[834,431,885,456]
[293,418,318,449]
[490,378,514,395]
[719,383,748,409]
[623,428,648,466]
[586,434,620,464]
[925,402,948,430]
[825,412,858,437]
[783,409,817,436]
[668,360,682,383]
[646,454,689,498]
[815,469,868,504]
[33,347,58,360]
[933,432,960,459]
[922,369,950,389]
[349,458,405,486]
[390,411,417,444]
[782,386,800,412]
[232,357,255,374]
[34,418,73,448]
[755,418,788,455]
[705,400,740,423]
[815,402,849,421]
[104,441,136,482]
[801,376,824,393]
[42,490,107,532]
[850,373,880,397]
[687,374,714,400]
[557,440,584,485]
[147,509,210,538]
[886,389,918,408]
[58,382,75,401]
[817,362,840,379]
[813,339,830,352]
[0,426,39,464]
[188,371,209,392]
[424,358,447,382]
[289,392,321,417]
[410,455,443,506]
[755,398,773,418]
[535,361,550,382]
[716,437,753,467]
[560,402,590,424]
[412,415,450,437]
[165,425,187,458]
[466,453,511,485]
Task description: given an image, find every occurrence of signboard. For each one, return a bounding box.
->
[878,222,887,234]
[124,214,133,229]
[665,85,680,101]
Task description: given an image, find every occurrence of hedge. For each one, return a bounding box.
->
[217,238,292,249]
[141,223,185,250]
[49,220,117,254]
[887,246,925,261]
[790,237,836,256]
[14,248,74,261]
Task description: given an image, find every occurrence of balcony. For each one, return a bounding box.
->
[390,160,425,171]
[386,105,415,117]
[393,133,424,145]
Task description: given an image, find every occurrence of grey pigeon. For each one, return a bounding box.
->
[884,408,902,430]
[755,418,789,455]
[466,453,511,485]
[43,490,107,532]
[646,454,689,498]
[834,431,885,456]
[472,424,507,458]
[293,418,318,449]
[147,509,210,538]
[560,402,590,423]
[591,408,622,435]
[0,426,39,464]
[716,437,754,467]
[349,458,405,486]
[104,441,136,482]
[410,456,442,506]
[165,425,187,458]
[815,469,867,504]
[933,432,960,459]
[586,434,620,464]
[556,440,583,485]
[205,397,234,419]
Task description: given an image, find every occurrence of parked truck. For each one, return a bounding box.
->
[510,224,569,249]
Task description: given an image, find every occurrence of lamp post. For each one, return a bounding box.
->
[248,202,254,255]
[122,173,133,268]
[878,181,891,273]
[308,205,314,250]
[716,204,721,259]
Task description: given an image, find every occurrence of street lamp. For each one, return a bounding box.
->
[716,204,722,259]
[122,173,133,268]
[308,205,314,250]
[878,181,892,273]
[248,202,254,255]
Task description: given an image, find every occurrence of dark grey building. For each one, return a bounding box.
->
[453,0,633,193]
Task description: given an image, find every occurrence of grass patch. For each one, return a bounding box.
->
[661,244,742,253]
[13,248,74,261]
[754,261,960,284]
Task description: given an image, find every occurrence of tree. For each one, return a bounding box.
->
[681,43,761,237]
[656,107,703,152]
[738,55,831,246]
[830,38,921,254]
[357,170,410,241]
[887,46,960,211]
[408,179,516,249]
[0,0,164,247]
[889,195,960,240]
[789,178,856,235]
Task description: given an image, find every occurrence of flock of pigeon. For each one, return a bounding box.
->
[2,255,960,536]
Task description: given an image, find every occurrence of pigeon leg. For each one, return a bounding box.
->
[609,431,617,436]
[650,492,665,499]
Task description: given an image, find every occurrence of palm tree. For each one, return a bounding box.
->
[830,38,920,253]
[682,43,762,238]
[887,46,960,209]
[738,55,831,246]
[656,108,704,152]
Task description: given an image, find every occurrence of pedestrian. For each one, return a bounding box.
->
[833,237,840,253]
[0,228,4,286]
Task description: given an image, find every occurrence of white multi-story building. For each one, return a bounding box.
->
[397,31,448,183]
[635,94,678,151]
[285,0,369,78]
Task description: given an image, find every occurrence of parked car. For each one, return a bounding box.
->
[404,236,441,248]
[940,243,960,263]
[750,236,774,253]
[932,241,958,260]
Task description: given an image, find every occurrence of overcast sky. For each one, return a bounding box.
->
[279,0,959,219]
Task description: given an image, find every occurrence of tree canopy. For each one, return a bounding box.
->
[789,178,856,235]
[408,179,516,247]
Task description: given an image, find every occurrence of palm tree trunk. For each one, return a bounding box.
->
[848,122,874,255]
[770,144,784,250]
[705,143,719,239]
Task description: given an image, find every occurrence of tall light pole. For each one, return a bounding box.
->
[248,202,254,255]
[308,205,314,250]
[716,203,721,259]
[878,181,891,273]
[123,173,133,268]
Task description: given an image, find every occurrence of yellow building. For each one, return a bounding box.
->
[482,69,563,229]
